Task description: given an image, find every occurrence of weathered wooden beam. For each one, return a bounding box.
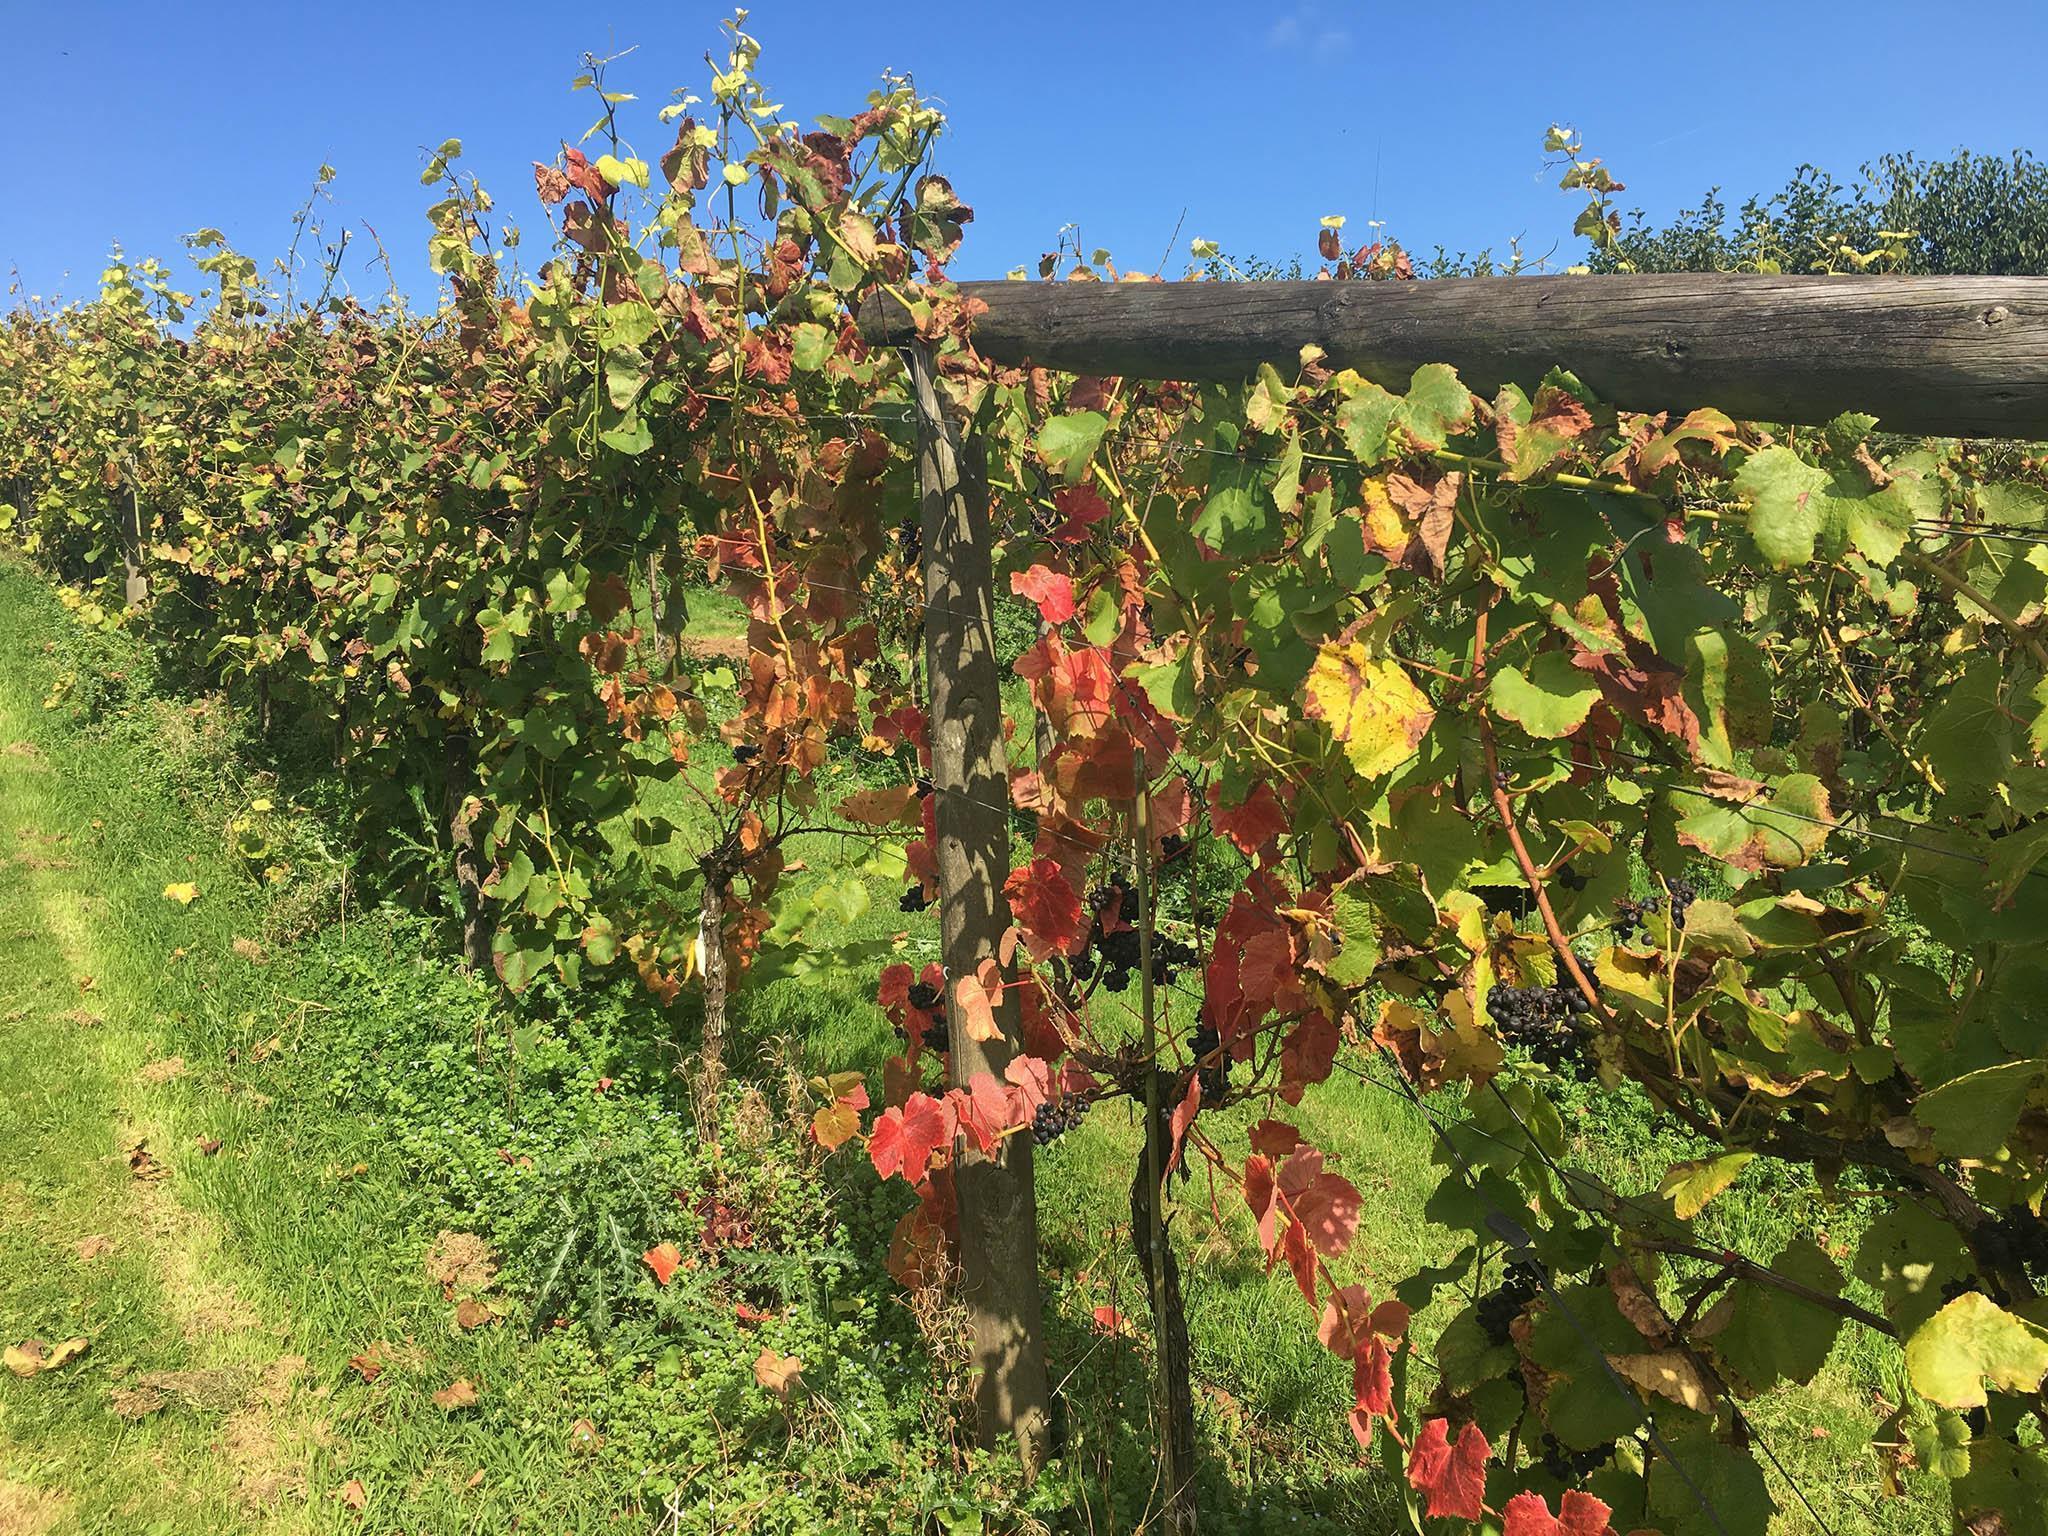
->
[860,275,2048,438]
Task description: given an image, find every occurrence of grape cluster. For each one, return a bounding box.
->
[909,980,948,1053]
[1486,984,1592,1074]
[1614,876,1697,942]
[1539,1434,1616,1481]
[1032,1096,1090,1146]
[1474,1260,1541,1345]
[1973,1206,2048,1282]
[1189,1021,1229,1104]
[894,519,920,563]
[1068,885,1199,992]
[898,885,934,913]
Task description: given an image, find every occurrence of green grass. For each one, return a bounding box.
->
[0,566,1039,1535]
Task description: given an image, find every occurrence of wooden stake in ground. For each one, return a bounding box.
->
[907,342,1054,1475]
[1133,748,1198,1532]
[694,863,729,1135]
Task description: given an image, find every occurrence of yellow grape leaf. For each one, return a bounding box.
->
[1304,643,1435,780]
[1657,1152,1756,1220]
[162,882,201,905]
[5,1336,88,1377]
[1608,1350,1715,1413]
[1906,1293,2048,1409]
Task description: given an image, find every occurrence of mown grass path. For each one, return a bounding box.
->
[0,618,327,1532]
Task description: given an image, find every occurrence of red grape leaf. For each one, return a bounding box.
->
[839,785,921,827]
[1003,858,1086,959]
[1277,1147,1361,1257]
[869,1092,954,1183]
[1503,1490,1615,1536]
[644,1242,683,1287]
[1003,1053,1054,1115]
[1319,1284,1377,1358]
[1209,779,1290,856]
[953,964,1002,1043]
[1408,1418,1490,1521]
[1249,1119,1303,1158]
[1167,1074,1201,1175]
[1011,565,1077,625]
[1244,1153,1279,1258]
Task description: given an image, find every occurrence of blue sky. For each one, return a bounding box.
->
[4,1,2045,306]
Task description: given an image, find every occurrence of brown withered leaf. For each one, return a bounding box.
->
[432,1377,479,1411]
[752,1348,804,1399]
[126,1141,168,1181]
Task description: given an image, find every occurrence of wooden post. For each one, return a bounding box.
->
[861,275,2048,438]
[907,341,1054,1473]
[695,866,728,1135]
[1133,749,1198,1531]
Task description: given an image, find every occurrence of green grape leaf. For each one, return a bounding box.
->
[1674,772,1833,870]
[1735,447,1833,566]
[1489,651,1601,739]
[1914,1059,2043,1158]
[1907,1410,1973,1480]
[1035,411,1109,484]
[1708,1237,1843,1391]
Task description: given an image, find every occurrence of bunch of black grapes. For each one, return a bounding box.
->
[910,979,948,1053]
[1475,1259,1542,1344]
[1069,884,1198,992]
[1539,1433,1617,1481]
[1486,984,1593,1077]
[1189,1020,1229,1104]
[1614,875,1697,943]
[1032,1096,1090,1146]
[1972,1205,2048,1284]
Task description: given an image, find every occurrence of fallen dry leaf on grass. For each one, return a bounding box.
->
[74,1235,112,1260]
[126,1142,168,1181]
[452,1299,495,1331]
[752,1349,803,1398]
[347,1346,387,1383]
[162,882,200,905]
[338,1478,368,1513]
[568,1417,603,1454]
[195,1136,223,1156]
[432,1378,479,1410]
[5,1337,88,1378]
